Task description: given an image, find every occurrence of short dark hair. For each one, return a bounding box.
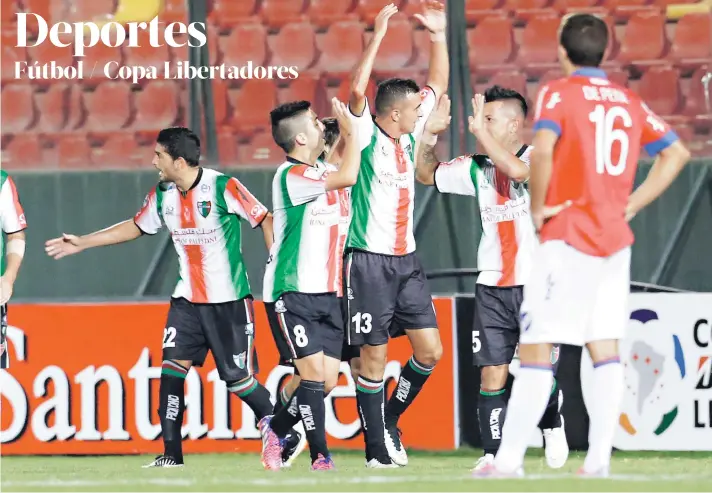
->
[374,78,420,115]
[560,14,608,68]
[484,85,528,118]
[270,100,311,153]
[156,127,200,166]
[322,118,340,150]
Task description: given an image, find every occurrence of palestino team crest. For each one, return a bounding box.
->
[197,201,212,218]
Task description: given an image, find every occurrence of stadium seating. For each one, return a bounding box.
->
[2,0,710,168]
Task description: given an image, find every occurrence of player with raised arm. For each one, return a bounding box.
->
[415,86,569,471]
[45,127,279,468]
[0,171,27,369]
[258,98,359,471]
[345,1,449,467]
[473,14,690,478]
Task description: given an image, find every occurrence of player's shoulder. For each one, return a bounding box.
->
[0,169,10,188]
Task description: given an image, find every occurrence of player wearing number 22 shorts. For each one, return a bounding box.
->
[480,14,690,479]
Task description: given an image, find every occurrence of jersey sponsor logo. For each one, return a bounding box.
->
[480,196,529,224]
[197,201,212,218]
[200,184,211,193]
[250,204,266,219]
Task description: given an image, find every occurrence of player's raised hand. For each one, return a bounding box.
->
[468,94,486,135]
[425,94,451,134]
[374,3,399,40]
[413,0,446,34]
[45,233,83,259]
[331,97,353,136]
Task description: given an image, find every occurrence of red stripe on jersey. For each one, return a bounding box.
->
[225,177,266,227]
[335,189,350,296]
[179,189,208,303]
[495,171,518,287]
[7,177,26,228]
[326,191,339,293]
[135,189,156,224]
[394,143,409,255]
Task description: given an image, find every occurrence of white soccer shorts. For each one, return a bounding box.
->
[519,240,631,347]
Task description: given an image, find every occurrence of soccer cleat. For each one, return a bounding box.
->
[281,427,307,468]
[384,423,408,466]
[142,455,184,468]
[471,453,495,472]
[258,415,283,471]
[543,415,569,469]
[311,454,336,471]
[472,463,524,478]
[576,466,610,478]
[365,457,399,469]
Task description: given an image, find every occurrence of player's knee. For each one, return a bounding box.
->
[414,339,443,367]
[294,353,326,381]
[481,364,509,390]
[359,345,387,378]
[350,357,361,382]
[587,339,620,364]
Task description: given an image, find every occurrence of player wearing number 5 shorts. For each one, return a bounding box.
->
[415,86,569,472]
[0,171,28,369]
[343,1,449,468]
[45,127,278,469]
[483,14,690,478]
[259,97,360,471]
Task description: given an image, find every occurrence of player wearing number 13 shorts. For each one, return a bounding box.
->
[482,14,691,478]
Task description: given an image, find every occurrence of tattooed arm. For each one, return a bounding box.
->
[415,94,451,186]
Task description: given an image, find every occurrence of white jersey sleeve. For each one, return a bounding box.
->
[223,177,269,228]
[412,85,438,139]
[285,164,329,207]
[134,187,163,235]
[0,175,26,233]
[348,99,376,150]
[434,154,477,196]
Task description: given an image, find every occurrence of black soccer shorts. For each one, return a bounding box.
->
[267,292,344,362]
[162,296,260,382]
[472,284,561,372]
[343,249,438,346]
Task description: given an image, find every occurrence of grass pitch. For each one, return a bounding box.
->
[2,449,712,491]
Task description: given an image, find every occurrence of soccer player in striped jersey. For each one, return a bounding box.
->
[345,1,449,468]
[415,87,569,471]
[0,171,27,369]
[265,117,353,468]
[45,127,278,468]
[258,97,360,471]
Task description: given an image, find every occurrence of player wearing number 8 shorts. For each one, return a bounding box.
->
[259,98,361,471]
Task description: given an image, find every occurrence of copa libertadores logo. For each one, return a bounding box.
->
[14,13,299,83]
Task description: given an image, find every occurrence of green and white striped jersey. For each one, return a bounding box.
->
[346,86,437,256]
[263,158,351,302]
[134,168,268,304]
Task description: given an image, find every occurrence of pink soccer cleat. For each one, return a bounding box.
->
[577,466,609,478]
[311,454,336,471]
[472,463,524,478]
[258,416,283,471]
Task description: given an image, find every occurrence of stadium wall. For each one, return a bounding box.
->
[2,294,711,454]
[10,159,712,302]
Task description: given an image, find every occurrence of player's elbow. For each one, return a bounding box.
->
[415,168,435,186]
[660,141,691,168]
[510,167,530,183]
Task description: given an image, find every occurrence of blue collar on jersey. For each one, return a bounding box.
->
[573,67,607,79]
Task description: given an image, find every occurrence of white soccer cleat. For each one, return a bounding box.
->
[384,425,408,466]
[471,453,495,472]
[543,415,569,469]
[365,458,399,469]
[142,455,184,468]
